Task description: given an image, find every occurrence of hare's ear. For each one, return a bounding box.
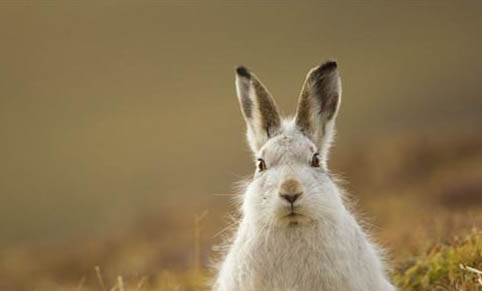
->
[295,61,341,162]
[235,66,281,152]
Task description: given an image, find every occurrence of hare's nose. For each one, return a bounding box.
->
[280,192,302,204]
[279,178,303,204]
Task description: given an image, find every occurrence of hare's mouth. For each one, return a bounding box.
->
[284,210,304,220]
[276,208,311,227]
[287,205,304,216]
[282,211,308,227]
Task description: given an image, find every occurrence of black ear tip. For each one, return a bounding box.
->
[319,61,338,72]
[235,66,251,78]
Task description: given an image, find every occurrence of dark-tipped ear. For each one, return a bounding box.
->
[235,66,281,152]
[295,61,341,162]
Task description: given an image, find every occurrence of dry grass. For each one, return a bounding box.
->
[1,133,481,291]
[394,230,482,290]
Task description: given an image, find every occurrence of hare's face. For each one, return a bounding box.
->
[243,123,341,227]
[234,62,342,228]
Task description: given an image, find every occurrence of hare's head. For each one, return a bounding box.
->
[235,62,344,228]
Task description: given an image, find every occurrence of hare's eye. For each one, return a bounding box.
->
[257,159,267,172]
[311,153,320,168]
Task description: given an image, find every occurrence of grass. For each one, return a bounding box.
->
[87,266,206,291]
[45,231,482,291]
[394,230,482,291]
[50,230,482,291]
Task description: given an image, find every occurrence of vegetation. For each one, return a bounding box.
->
[394,230,482,291]
[30,231,482,291]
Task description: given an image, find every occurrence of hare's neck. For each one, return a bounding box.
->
[221,215,391,291]
[234,211,356,262]
[229,215,363,289]
[238,218,340,248]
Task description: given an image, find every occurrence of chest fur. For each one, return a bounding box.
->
[228,223,370,290]
[252,230,359,290]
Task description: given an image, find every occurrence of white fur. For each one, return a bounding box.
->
[213,65,395,291]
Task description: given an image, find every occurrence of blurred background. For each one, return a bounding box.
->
[1,1,481,290]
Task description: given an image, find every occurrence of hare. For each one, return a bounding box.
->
[212,61,395,291]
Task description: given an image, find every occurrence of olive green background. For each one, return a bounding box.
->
[1,1,481,247]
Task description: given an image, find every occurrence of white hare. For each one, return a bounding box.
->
[213,61,395,291]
